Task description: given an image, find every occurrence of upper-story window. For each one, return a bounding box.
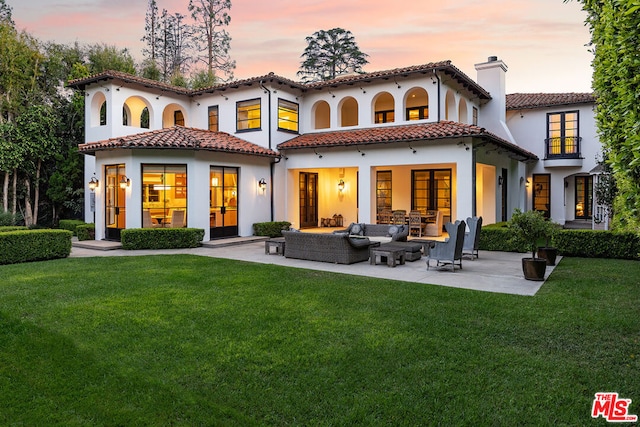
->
[208,106,219,131]
[174,110,185,126]
[472,107,478,125]
[99,102,107,126]
[374,92,395,124]
[546,111,579,158]
[237,98,261,131]
[278,99,299,132]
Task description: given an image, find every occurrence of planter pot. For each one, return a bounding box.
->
[521,257,547,281]
[537,247,558,266]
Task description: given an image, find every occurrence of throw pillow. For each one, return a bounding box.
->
[388,225,399,236]
[351,223,362,235]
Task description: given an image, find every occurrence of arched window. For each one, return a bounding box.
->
[340,97,358,127]
[445,90,456,121]
[99,101,107,126]
[373,92,395,124]
[90,91,107,127]
[141,107,150,129]
[313,100,330,129]
[458,98,468,124]
[123,96,152,128]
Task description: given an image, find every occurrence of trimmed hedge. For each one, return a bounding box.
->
[253,221,292,238]
[0,226,28,233]
[479,223,529,253]
[0,229,72,265]
[76,223,95,241]
[121,228,205,250]
[59,219,86,236]
[555,229,640,260]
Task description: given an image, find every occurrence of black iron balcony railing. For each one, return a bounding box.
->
[545,136,582,159]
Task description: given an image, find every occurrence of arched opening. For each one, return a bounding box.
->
[340,97,358,127]
[162,103,188,128]
[405,87,429,121]
[373,92,395,124]
[312,100,331,129]
[458,98,468,124]
[90,91,107,127]
[123,96,152,128]
[445,90,456,121]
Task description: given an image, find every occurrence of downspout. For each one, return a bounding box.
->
[260,81,275,221]
[433,70,441,122]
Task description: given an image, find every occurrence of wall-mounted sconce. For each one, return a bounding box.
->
[356,147,365,156]
[258,178,267,192]
[525,179,531,188]
[409,144,416,154]
[338,179,345,192]
[498,176,503,186]
[119,176,130,189]
[314,149,323,159]
[88,176,99,191]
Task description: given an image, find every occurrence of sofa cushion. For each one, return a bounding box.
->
[350,223,365,236]
[388,225,399,236]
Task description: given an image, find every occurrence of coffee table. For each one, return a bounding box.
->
[370,246,405,267]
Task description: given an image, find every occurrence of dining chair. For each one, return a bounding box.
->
[392,210,406,225]
[424,210,443,236]
[169,210,185,228]
[408,210,424,237]
[379,210,392,224]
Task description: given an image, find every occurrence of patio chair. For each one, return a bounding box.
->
[378,210,392,224]
[408,210,424,237]
[424,210,443,237]
[462,216,483,259]
[426,220,466,271]
[168,210,185,228]
[143,210,158,228]
[392,210,406,225]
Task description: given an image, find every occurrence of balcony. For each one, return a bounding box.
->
[543,137,583,168]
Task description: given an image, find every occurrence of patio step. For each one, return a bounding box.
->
[201,236,269,248]
[563,220,592,230]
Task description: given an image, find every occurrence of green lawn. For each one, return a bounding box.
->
[0,255,638,426]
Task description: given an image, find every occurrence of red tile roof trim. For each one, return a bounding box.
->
[506,93,595,110]
[78,126,278,157]
[277,121,538,161]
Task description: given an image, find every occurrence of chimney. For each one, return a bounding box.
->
[475,56,515,143]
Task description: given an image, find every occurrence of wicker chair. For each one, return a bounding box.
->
[426,220,466,271]
[378,210,392,224]
[408,210,424,237]
[392,210,406,225]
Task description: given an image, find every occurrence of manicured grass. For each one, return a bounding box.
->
[0,255,638,425]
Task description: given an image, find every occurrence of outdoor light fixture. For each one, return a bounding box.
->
[498,176,503,186]
[88,176,99,191]
[120,176,130,189]
[526,179,531,188]
[258,178,267,191]
[338,179,345,192]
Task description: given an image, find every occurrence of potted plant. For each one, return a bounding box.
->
[537,220,559,266]
[509,209,548,281]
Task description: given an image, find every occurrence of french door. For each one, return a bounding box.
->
[575,176,593,219]
[532,174,551,219]
[299,172,318,228]
[105,164,127,241]
[210,166,238,239]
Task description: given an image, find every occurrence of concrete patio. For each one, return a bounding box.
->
[70,237,559,296]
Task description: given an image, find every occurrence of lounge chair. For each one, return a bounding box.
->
[426,220,466,271]
[462,216,483,259]
[424,210,443,237]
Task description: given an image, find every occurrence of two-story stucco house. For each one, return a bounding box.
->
[68,55,600,242]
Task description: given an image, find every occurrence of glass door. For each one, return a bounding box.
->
[575,176,593,219]
[299,172,318,228]
[210,166,238,239]
[533,174,551,218]
[105,164,127,241]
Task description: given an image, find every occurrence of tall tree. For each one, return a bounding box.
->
[298,28,369,82]
[0,0,12,25]
[570,0,640,231]
[157,9,192,82]
[86,43,136,74]
[188,0,235,81]
[141,0,161,80]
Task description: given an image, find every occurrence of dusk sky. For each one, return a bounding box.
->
[10,0,593,93]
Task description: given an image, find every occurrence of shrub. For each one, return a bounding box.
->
[0,229,72,265]
[76,223,95,241]
[253,221,292,237]
[509,209,555,258]
[479,222,528,253]
[554,229,640,260]
[121,228,205,250]
[0,209,18,226]
[59,219,86,236]
[0,226,28,233]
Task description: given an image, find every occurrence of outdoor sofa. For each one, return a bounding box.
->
[282,230,377,264]
[334,222,409,242]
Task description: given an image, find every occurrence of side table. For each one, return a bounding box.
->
[370,246,405,267]
[265,237,286,255]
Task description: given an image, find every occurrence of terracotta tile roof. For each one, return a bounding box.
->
[78,126,278,157]
[67,61,491,99]
[506,93,595,110]
[277,121,538,161]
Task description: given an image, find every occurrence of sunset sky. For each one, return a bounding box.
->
[10,0,593,93]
